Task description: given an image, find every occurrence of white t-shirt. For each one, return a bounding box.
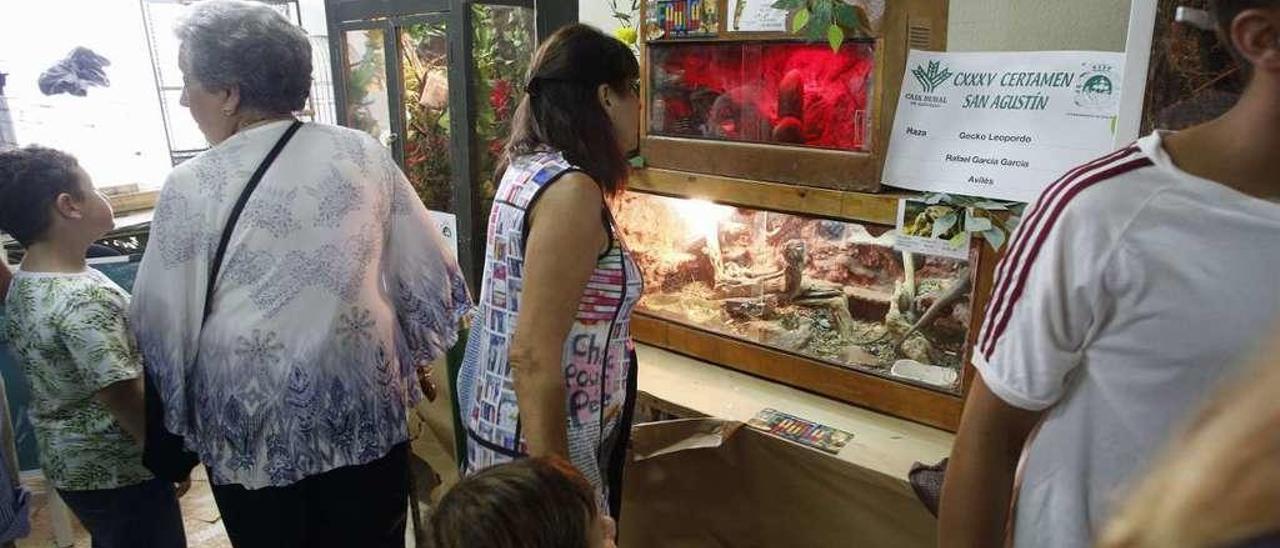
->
[973,131,1280,548]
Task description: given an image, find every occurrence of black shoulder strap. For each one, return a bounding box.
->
[202,120,303,321]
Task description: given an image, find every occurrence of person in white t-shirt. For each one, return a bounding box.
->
[938,1,1280,547]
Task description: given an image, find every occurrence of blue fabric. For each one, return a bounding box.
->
[58,478,185,548]
[0,384,27,544]
[1237,534,1280,548]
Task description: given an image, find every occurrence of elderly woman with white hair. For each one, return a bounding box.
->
[129,1,469,546]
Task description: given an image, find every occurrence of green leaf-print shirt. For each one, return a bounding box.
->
[3,268,152,491]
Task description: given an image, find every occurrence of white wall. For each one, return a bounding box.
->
[578,0,1133,52]
[948,0,1132,52]
[581,0,625,34]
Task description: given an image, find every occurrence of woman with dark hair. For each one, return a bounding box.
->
[457,23,643,518]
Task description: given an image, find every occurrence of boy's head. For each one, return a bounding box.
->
[1211,0,1280,80]
[0,146,114,248]
[430,457,617,548]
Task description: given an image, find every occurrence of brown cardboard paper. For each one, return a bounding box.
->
[620,419,938,547]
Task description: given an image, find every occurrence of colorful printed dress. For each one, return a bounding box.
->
[458,150,644,514]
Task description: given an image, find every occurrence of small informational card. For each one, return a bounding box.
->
[428,210,458,258]
[748,408,854,455]
[894,199,971,260]
[884,50,1125,202]
[728,0,789,32]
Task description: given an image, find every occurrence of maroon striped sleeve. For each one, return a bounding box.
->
[979,152,1154,360]
[976,146,1141,354]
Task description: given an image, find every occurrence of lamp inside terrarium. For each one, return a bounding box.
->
[616,193,972,393]
[648,41,876,152]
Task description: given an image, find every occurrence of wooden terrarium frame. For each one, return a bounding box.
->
[624,168,998,432]
[638,0,949,192]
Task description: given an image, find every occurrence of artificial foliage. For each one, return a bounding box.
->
[770,0,869,51]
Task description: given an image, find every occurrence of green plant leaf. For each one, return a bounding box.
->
[808,1,833,40]
[834,3,861,30]
[949,232,970,249]
[924,192,951,205]
[827,24,844,51]
[982,228,1006,250]
[966,215,993,232]
[791,7,811,33]
[932,211,959,239]
[772,0,807,10]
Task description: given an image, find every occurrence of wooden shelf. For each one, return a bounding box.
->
[629,167,914,225]
[108,191,159,215]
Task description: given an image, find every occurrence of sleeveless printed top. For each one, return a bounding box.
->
[457,150,644,508]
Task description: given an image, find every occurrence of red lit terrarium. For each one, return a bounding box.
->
[649,41,876,152]
[638,0,949,191]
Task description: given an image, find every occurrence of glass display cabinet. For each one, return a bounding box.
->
[617,192,974,396]
[325,0,576,288]
[639,0,948,191]
[621,0,997,431]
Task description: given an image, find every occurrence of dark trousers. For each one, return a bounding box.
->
[210,443,409,548]
[58,477,186,548]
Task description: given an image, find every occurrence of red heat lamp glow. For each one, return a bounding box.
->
[653,42,875,151]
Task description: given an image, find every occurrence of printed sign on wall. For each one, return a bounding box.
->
[884,50,1125,202]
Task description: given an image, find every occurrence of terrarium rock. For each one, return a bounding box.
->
[749,320,814,350]
[840,345,881,365]
[844,287,893,322]
[723,298,774,321]
[900,335,933,365]
[663,251,714,293]
[917,255,966,279]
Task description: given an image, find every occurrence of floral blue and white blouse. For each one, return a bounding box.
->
[131,121,469,489]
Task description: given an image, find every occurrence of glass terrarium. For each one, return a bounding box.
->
[616,192,974,394]
[470,4,535,238]
[648,41,875,152]
[342,28,393,146]
[638,0,948,192]
[401,20,453,212]
[327,0,574,288]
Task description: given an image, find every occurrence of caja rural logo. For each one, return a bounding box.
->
[906,60,952,107]
[912,60,952,93]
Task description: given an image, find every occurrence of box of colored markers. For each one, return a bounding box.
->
[747,408,854,455]
[650,0,720,39]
